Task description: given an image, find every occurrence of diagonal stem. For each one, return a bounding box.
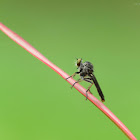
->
[0,22,137,140]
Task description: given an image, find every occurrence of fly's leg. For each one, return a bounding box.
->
[71,79,83,88]
[86,83,94,100]
[83,78,93,100]
[66,72,80,80]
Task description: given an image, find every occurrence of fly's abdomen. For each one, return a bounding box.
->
[91,74,105,101]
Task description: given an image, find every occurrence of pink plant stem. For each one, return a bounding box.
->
[0,22,136,140]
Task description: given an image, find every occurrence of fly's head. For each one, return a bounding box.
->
[76,58,82,68]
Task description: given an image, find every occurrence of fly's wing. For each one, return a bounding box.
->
[91,74,105,102]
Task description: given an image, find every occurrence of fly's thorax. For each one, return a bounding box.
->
[84,61,93,69]
[79,62,84,69]
[79,70,88,77]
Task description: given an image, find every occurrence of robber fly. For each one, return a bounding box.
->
[66,58,105,102]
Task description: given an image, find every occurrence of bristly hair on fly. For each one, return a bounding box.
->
[74,58,78,66]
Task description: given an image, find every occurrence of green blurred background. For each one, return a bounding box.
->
[0,0,140,139]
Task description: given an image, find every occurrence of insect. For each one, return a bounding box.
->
[66,58,105,102]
